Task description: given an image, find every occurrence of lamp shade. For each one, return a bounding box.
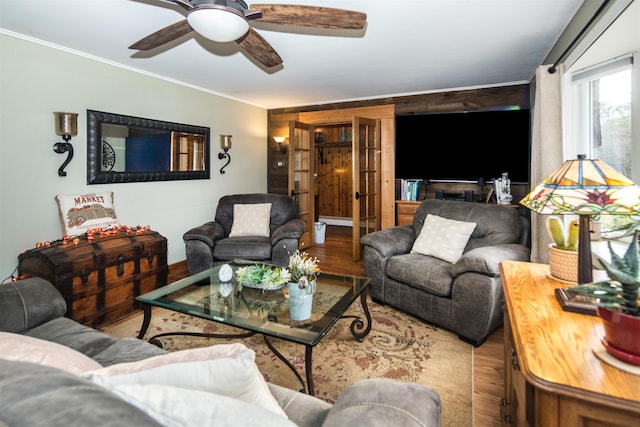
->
[187,6,249,43]
[520,155,640,216]
[522,155,640,285]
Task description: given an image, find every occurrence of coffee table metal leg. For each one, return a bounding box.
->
[262,335,314,395]
[305,345,314,396]
[135,309,315,395]
[138,304,152,339]
[341,291,372,341]
[145,330,256,349]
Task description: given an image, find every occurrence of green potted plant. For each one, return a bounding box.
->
[568,231,640,364]
[547,217,580,282]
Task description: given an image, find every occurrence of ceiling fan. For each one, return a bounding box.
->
[129,0,367,68]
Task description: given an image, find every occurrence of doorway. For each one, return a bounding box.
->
[306,116,380,261]
[272,104,394,260]
[314,124,354,228]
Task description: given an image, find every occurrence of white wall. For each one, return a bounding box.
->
[0,34,268,280]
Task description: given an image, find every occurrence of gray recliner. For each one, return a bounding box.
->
[361,199,531,346]
[183,193,304,274]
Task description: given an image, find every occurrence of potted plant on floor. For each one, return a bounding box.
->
[568,231,640,365]
[547,217,580,282]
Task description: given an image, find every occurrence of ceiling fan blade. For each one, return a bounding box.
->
[236,28,283,68]
[249,4,366,29]
[129,20,193,50]
[166,0,194,12]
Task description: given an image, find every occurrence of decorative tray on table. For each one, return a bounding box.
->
[235,263,290,291]
[242,281,287,291]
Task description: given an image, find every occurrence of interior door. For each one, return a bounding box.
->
[288,121,315,249]
[352,116,381,261]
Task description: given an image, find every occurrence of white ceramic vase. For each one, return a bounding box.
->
[288,280,316,321]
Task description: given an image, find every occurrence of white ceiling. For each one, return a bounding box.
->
[0,0,585,109]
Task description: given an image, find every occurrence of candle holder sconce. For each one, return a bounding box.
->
[219,135,232,174]
[52,112,78,177]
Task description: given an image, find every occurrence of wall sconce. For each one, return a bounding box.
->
[218,135,232,174]
[273,136,288,154]
[52,112,78,177]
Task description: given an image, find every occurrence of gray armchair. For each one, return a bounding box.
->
[183,193,304,274]
[361,199,530,346]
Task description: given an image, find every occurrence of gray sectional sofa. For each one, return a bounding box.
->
[361,199,531,346]
[0,277,442,426]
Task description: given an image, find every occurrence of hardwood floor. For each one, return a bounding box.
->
[169,225,504,426]
[474,326,504,427]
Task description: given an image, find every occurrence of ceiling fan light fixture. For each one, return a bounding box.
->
[187,6,249,43]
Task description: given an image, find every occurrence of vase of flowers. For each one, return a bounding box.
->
[287,251,320,320]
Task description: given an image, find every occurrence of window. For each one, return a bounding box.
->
[569,56,632,173]
[567,56,634,232]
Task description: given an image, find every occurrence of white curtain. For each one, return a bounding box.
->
[529,64,565,263]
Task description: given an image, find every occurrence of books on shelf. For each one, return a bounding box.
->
[399,179,421,201]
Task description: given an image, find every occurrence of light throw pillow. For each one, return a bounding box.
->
[82,342,286,418]
[55,191,119,236]
[229,203,272,237]
[110,384,297,427]
[0,332,102,375]
[411,214,477,264]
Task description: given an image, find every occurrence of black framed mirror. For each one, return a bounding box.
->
[87,110,210,184]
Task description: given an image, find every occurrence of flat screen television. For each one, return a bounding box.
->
[395,109,530,184]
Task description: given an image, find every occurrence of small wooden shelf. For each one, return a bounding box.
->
[314,124,352,144]
[315,142,351,148]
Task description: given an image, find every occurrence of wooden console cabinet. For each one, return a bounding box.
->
[396,200,421,225]
[18,230,168,328]
[500,261,640,426]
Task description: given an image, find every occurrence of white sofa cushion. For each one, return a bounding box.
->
[411,214,476,263]
[83,342,286,417]
[0,332,102,375]
[110,384,296,427]
[229,203,272,237]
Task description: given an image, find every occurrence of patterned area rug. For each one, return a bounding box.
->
[101,296,473,426]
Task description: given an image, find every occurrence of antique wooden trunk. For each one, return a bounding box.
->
[18,229,168,327]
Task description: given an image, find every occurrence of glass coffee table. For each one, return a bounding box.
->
[135,262,372,396]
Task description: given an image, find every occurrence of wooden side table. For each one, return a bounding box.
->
[500,261,640,426]
[396,200,421,225]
